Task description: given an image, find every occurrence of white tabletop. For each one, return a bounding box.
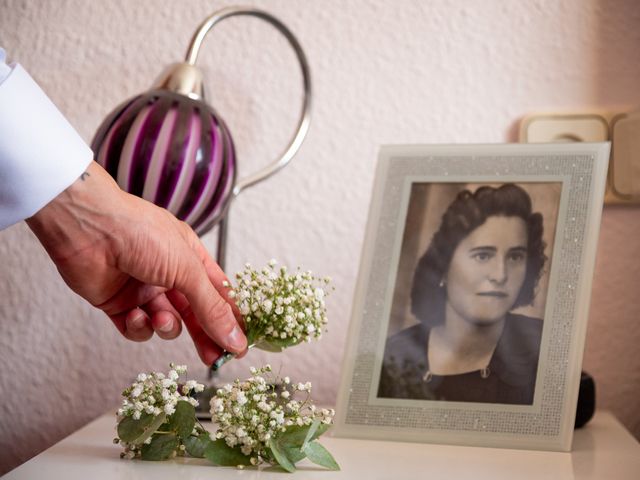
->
[4,411,639,479]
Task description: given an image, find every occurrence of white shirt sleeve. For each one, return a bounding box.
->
[0,49,12,84]
[0,48,93,230]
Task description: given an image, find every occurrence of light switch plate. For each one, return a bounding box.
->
[519,112,639,204]
[609,112,640,202]
[520,114,609,143]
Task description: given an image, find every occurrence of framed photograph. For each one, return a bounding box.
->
[334,143,610,451]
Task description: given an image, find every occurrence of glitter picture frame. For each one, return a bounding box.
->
[334,143,610,451]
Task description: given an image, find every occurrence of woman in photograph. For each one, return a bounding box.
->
[378,183,547,404]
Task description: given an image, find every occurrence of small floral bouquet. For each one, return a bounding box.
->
[115,364,339,472]
[214,260,332,369]
[209,365,337,471]
[115,364,208,461]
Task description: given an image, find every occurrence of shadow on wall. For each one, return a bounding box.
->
[503,0,640,442]
[582,0,640,441]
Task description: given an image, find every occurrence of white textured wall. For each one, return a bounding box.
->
[1,0,639,474]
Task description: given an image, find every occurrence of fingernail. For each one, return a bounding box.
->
[157,319,173,333]
[227,325,247,351]
[131,312,146,329]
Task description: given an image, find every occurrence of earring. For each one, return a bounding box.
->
[439,278,446,288]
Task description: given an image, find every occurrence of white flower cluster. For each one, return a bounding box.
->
[209,365,334,465]
[224,260,331,346]
[118,363,204,421]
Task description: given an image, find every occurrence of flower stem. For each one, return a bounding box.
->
[212,351,235,371]
[211,344,255,371]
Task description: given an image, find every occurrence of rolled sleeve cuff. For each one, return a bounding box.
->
[0,63,93,230]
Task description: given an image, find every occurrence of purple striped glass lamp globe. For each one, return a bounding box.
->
[91,77,236,237]
[91,7,311,243]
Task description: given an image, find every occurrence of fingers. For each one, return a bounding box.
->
[109,308,154,342]
[145,293,182,340]
[126,309,154,341]
[101,201,246,356]
[91,269,173,341]
[166,289,224,365]
[97,278,166,317]
[149,310,181,339]
[107,294,182,341]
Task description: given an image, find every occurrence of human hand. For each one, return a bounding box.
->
[26,161,247,365]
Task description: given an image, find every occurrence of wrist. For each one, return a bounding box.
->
[26,161,123,260]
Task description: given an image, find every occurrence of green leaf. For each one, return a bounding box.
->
[263,337,302,349]
[183,434,212,458]
[246,330,261,346]
[140,433,179,461]
[203,439,252,467]
[117,413,167,444]
[167,401,196,439]
[302,418,321,450]
[280,422,330,447]
[282,445,306,463]
[253,339,284,353]
[268,438,296,473]
[302,441,340,471]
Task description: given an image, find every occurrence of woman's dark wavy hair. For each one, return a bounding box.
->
[411,184,546,327]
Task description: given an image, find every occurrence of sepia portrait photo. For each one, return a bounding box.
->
[377,182,561,405]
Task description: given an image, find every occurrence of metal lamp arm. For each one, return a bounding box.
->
[185,6,312,197]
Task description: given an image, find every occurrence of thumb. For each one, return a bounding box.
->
[175,254,247,354]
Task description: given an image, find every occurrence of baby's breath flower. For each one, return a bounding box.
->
[116,364,204,423]
[209,365,334,463]
[223,261,332,351]
[116,364,208,461]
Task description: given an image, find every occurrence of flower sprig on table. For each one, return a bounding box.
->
[209,364,337,471]
[115,364,339,472]
[115,363,208,460]
[214,260,332,369]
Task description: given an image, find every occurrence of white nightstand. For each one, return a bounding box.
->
[3,411,639,479]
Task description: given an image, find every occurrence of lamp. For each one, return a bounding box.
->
[91,6,311,268]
